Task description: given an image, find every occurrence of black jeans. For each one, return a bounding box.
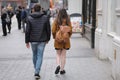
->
[17,18,21,29]
[2,22,7,36]
[21,18,26,32]
[7,22,11,33]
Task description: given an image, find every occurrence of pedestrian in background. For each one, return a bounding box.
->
[41,8,47,15]
[46,8,51,18]
[52,8,72,75]
[31,7,34,13]
[6,7,14,33]
[15,6,22,30]
[21,6,27,33]
[1,7,7,36]
[1,6,4,15]
[25,3,51,79]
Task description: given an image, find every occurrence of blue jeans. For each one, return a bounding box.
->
[31,42,46,74]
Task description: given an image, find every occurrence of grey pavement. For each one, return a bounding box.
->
[0,16,113,80]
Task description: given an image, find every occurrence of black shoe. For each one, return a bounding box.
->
[60,70,66,75]
[34,74,40,79]
[55,65,60,74]
[2,34,7,36]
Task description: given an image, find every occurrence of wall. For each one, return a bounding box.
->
[68,0,82,14]
[39,0,50,10]
[95,0,108,59]
[95,0,120,79]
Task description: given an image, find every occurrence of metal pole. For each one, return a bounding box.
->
[88,0,91,24]
[91,0,96,48]
[82,0,85,34]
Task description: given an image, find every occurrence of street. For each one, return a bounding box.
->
[0,16,113,80]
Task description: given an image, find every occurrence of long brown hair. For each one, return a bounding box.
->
[55,9,70,27]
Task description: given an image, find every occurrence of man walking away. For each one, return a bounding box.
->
[16,6,22,30]
[25,3,51,79]
[1,7,7,36]
[6,7,14,33]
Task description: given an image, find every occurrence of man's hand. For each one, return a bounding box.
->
[26,43,30,48]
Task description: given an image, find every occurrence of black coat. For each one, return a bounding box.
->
[25,12,51,43]
[7,11,14,24]
[1,11,14,24]
[1,13,7,23]
[16,9,21,19]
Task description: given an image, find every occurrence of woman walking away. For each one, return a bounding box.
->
[25,3,51,79]
[52,9,72,75]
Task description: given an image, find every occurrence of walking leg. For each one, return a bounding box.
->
[60,49,66,71]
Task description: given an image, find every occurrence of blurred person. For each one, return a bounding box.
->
[1,6,4,15]
[21,7,27,33]
[15,6,22,30]
[6,7,14,33]
[46,8,51,18]
[31,8,34,13]
[25,3,51,79]
[52,8,72,75]
[1,7,7,36]
[41,8,47,15]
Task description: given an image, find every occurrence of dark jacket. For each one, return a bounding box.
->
[21,9,27,19]
[7,10,14,24]
[1,12,7,23]
[1,11,13,24]
[16,8,21,19]
[25,12,51,43]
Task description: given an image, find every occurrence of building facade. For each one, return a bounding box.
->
[95,0,120,79]
[68,0,82,14]
[82,0,120,79]
[82,0,96,48]
[27,0,50,10]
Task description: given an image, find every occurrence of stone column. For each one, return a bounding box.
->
[95,0,105,59]
[112,0,120,79]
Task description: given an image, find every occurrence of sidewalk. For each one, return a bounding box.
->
[0,17,113,80]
